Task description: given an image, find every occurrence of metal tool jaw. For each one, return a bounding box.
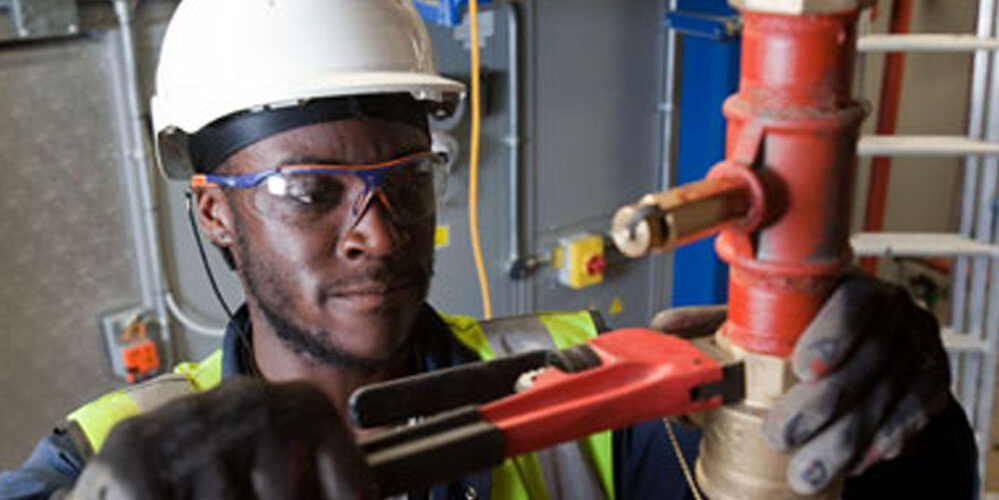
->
[352,329,745,495]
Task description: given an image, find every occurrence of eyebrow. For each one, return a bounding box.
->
[272,155,346,170]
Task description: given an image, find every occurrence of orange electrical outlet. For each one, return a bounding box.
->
[122,339,160,384]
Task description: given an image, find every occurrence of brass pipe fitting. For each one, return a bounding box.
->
[695,336,843,500]
[610,177,751,258]
[696,403,842,500]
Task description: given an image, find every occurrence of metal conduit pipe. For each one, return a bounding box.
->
[110,0,173,361]
[648,0,682,311]
[166,292,225,337]
[503,1,525,276]
[660,0,680,192]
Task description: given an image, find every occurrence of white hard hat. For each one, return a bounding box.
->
[151,0,465,180]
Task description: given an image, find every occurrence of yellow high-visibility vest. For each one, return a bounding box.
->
[67,311,614,500]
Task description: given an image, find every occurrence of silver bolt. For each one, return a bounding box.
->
[464,486,478,500]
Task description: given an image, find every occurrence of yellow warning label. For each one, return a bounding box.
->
[435,225,449,249]
[609,296,625,316]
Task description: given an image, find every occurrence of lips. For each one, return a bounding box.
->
[324,280,416,311]
[325,278,416,298]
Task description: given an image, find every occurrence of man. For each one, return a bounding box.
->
[0,0,978,499]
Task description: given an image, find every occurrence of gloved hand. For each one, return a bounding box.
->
[67,377,377,500]
[766,274,950,494]
[651,273,951,496]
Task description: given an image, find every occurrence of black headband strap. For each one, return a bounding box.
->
[188,94,429,174]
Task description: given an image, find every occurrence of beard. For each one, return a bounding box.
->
[255,293,402,371]
[236,227,433,371]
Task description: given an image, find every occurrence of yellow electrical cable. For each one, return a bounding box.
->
[467,0,493,319]
[466,7,688,495]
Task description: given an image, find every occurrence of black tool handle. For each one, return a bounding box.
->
[360,406,506,496]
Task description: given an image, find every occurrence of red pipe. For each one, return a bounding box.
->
[711,11,867,357]
[860,0,915,274]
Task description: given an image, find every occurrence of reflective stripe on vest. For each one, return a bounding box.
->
[66,312,614,500]
[441,310,615,500]
[66,350,224,455]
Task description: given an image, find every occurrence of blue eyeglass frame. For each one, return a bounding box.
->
[189,150,444,228]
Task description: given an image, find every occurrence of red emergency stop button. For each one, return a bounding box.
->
[586,255,606,276]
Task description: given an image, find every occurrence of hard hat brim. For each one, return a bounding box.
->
[154,72,466,180]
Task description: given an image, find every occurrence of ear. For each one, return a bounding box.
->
[194,189,237,249]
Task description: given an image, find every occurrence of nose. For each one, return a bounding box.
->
[337,190,406,261]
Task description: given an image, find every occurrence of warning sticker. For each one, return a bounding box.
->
[435,225,450,249]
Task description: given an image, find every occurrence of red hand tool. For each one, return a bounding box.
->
[352,329,744,495]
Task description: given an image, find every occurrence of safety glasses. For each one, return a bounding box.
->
[191,151,447,229]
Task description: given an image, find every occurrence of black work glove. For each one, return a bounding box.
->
[651,273,951,495]
[68,377,377,500]
[765,274,950,494]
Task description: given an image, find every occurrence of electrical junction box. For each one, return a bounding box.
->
[556,233,607,290]
[412,0,494,27]
[99,306,164,384]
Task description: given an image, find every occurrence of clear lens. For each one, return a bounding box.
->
[251,172,349,226]
[250,156,445,227]
[376,158,442,221]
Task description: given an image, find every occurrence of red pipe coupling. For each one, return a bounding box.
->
[714,12,868,357]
